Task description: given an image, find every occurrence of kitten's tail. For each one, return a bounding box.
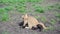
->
[39,23,47,29]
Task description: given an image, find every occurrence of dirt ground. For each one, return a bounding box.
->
[0,0,60,34]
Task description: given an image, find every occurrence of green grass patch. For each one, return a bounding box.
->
[34,6,44,13]
[0,0,27,3]
[57,5,60,9]
[28,0,43,3]
[0,6,13,21]
[55,13,60,18]
[47,26,55,31]
[56,14,60,18]
[2,31,10,34]
[47,5,54,10]
[0,8,8,14]
[47,3,60,10]
[50,19,56,25]
[0,8,9,21]
[35,16,40,19]
[35,8,44,13]
[40,16,46,22]
[55,3,60,9]
[58,6,60,9]
[0,0,27,7]
[4,6,13,11]
[54,12,60,18]
[16,4,27,13]
[43,26,55,32]
[0,13,9,21]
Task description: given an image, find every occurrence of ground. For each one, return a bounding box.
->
[0,0,60,34]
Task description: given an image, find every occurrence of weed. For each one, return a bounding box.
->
[35,8,44,13]
[57,5,60,9]
[1,13,9,21]
[28,0,43,3]
[0,8,9,21]
[2,31,9,34]
[16,5,26,13]
[55,13,60,18]
[50,19,56,25]
[40,16,46,22]
[47,5,54,10]
[34,6,44,13]
[35,16,39,19]
[48,26,55,30]
[43,26,55,32]
[47,3,60,10]
[55,3,60,9]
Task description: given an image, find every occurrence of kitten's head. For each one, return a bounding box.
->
[22,14,28,19]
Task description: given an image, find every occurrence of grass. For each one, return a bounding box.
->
[0,0,27,21]
[0,0,59,22]
[54,12,60,21]
[43,26,55,32]
[47,3,60,10]
[50,19,56,25]
[40,16,46,22]
[55,13,60,18]
[34,5,45,13]
[15,3,27,13]
[28,0,43,3]
[0,0,43,21]
[35,16,40,19]
[35,8,44,13]
[56,14,60,19]
[2,31,9,34]
[0,8,9,21]
[55,13,60,21]
[47,5,54,10]
[0,13,9,21]
[0,5,13,22]
[55,3,60,9]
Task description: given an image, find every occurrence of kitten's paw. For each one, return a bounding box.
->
[25,27,30,29]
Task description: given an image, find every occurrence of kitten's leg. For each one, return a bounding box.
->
[25,25,32,29]
[23,20,27,26]
[37,24,43,31]
[31,26,38,30]
[22,23,28,28]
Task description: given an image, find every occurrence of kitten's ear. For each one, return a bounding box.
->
[22,14,28,18]
[25,14,28,18]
